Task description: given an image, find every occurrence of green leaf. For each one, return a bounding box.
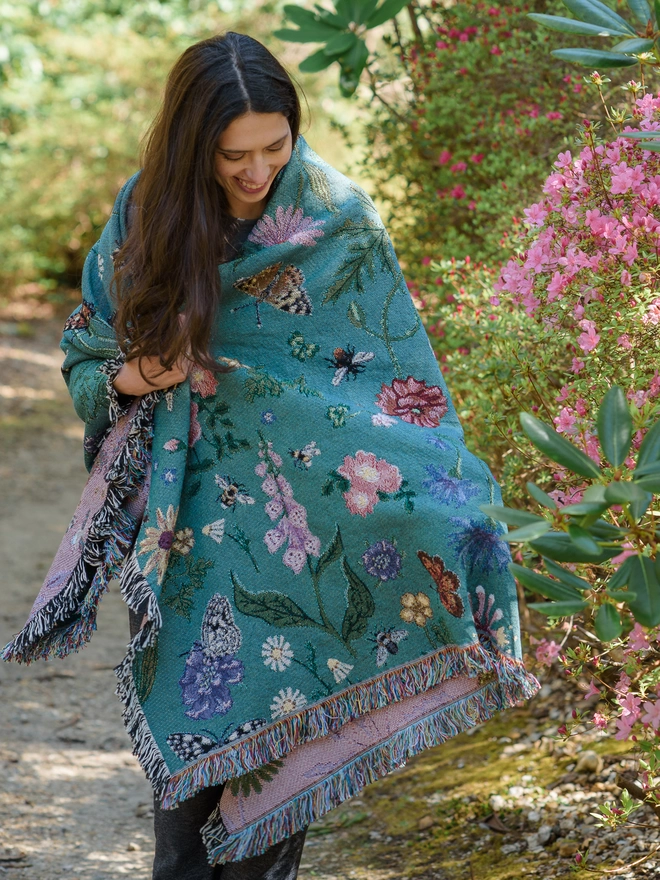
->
[633,460,660,478]
[338,38,369,96]
[630,491,653,521]
[561,0,636,33]
[528,12,630,34]
[562,500,609,515]
[347,300,367,329]
[583,484,608,503]
[529,532,620,563]
[528,600,588,616]
[298,48,337,72]
[366,0,410,28]
[324,31,358,56]
[509,562,584,601]
[628,555,660,626]
[568,523,603,556]
[543,558,591,590]
[655,0,660,25]
[595,603,623,641]
[520,413,602,479]
[274,25,343,43]
[608,555,635,591]
[133,638,158,703]
[232,572,319,628]
[588,518,625,538]
[625,0,652,26]
[619,131,660,140]
[597,386,632,467]
[315,525,344,575]
[526,482,558,509]
[551,47,639,66]
[604,481,650,503]
[634,473,660,492]
[614,36,655,51]
[479,504,547,527]
[341,557,376,642]
[283,4,335,28]
[504,521,552,542]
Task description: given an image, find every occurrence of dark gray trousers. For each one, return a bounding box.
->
[128,609,308,879]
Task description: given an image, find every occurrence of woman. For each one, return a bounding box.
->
[3,31,538,880]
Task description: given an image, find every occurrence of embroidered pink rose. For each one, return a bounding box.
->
[375,376,448,428]
[337,450,402,517]
[189,365,218,398]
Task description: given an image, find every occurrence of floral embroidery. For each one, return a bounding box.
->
[288,330,320,361]
[449,516,511,575]
[256,436,320,574]
[138,505,195,584]
[270,687,308,719]
[189,402,202,447]
[63,300,96,332]
[472,585,509,648]
[161,467,177,485]
[179,595,244,720]
[337,451,402,518]
[249,205,325,247]
[189,366,218,398]
[327,658,353,683]
[361,539,402,581]
[375,376,448,428]
[427,435,449,450]
[262,636,294,672]
[326,404,351,428]
[164,438,182,452]
[400,592,434,627]
[97,253,104,280]
[423,464,479,506]
[261,410,277,425]
[202,520,225,544]
[371,413,396,427]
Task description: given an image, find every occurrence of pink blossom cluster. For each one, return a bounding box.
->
[256,440,320,574]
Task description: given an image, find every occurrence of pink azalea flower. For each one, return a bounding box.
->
[577,319,600,353]
[642,700,660,729]
[535,638,562,666]
[614,715,636,741]
[619,692,642,719]
[437,149,452,165]
[618,333,632,349]
[592,711,608,729]
[629,622,650,651]
[450,161,468,173]
[583,679,601,700]
[554,406,577,435]
[249,205,325,247]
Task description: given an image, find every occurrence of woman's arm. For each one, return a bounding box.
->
[113,356,188,396]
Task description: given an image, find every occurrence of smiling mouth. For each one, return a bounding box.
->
[235,177,269,193]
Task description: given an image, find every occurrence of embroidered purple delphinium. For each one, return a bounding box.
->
[449,516,511,575]
[361,540,402,581]
[248,205,325,247]
[179,644,244,720]
[422,464,479,506]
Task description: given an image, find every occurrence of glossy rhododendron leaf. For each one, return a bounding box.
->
[551,48,639,66]
[597,385,632,467]
[594,603,623,641]
[624,0,652,28]
[542,558,591,591]
[479,504,546,527]
[636,418,660,471]
[366,0,410,28]
[520,412,602,479]
[526,482,558,510]
[503,521,552,542]
[561,0,636,33]
[628,555,660,627]
[528,599,589,616]
[529,13,631,35]
[509,562,584,601]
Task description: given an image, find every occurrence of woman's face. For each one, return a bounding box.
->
[215,112,293,219]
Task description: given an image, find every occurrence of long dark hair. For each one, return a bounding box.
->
[113,32,301,372]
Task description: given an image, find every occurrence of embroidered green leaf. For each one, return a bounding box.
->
[229,759,284,797]
[347,300,367,329]
[321,471,351,496]
[316,525,344,575]
[133,638,158,703]
[162,555,214,620]
[341,557,375,643]
[288,330,320,361]
[232,572,320,628]
[323,218,397,304]
[326,404,350,427]
[164,583,195,619]
[284,375,324,398]
[302,161,338,214]
[244,366,285,403]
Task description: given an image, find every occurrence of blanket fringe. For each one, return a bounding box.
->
[1,392,157,664]
[161,641,538,807]
[201,677,516,865]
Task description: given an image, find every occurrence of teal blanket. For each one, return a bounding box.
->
[4,137,538,863]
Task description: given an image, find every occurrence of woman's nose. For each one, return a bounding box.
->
[243,156,269,184]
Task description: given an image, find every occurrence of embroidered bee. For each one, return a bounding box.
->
[166,718,268,763]
[231,263,312,328]
[370,628,408,667]
[63,300,96,332]
[325,345,375,386]
[288,441,321,469]
[214,474,255,510]
[200,594,243,657]
[417,550,464,618]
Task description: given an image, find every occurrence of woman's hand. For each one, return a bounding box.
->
[113,355,189,396]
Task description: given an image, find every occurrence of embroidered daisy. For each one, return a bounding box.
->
[270,687,307,719]
[327,658,353,683]
[262,636,294,672]
[201,519,225,544]
[138,506,193,584]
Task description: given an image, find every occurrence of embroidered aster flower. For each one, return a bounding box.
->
[450,517,511,575]
[270,687,308,719]
[188,402,202,447]
[376,376,448,428]
[422,464,479,506]
[362,539,402,581]
[400,592,433,627]
[179,646,244,720]
[262,635,294,672]
[161,467,177,485]
[189,365,218,398]
[261,410,277,425]
[138,505,192,584]
[249,205,325,247]
[327,658,354,683]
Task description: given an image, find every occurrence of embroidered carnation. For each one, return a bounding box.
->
[375,376,448,427]
[270,687,308,719]
[262,635,294,672]
[249,205,325,247]
[189,365,218,398]
[400,592,433,627]
[361,539,402,581]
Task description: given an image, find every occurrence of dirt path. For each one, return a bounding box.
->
[0,320,649,880]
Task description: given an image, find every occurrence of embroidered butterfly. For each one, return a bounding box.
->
[417,550,464,618]
[231,263,312,328]
[199,594,243,657]
[63,300,96,332]
[166,718,268,763]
